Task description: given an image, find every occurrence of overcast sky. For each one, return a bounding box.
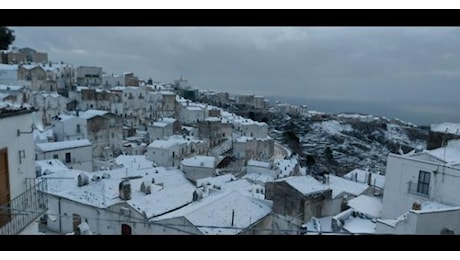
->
[10,27,460,125]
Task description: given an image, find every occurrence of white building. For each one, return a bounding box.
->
[41,160,197,235]
[0,64,19,85]
[148,121,173,143]
[232,117,268,139]
[0,103,41,233]
[0,84,30,104]
[102,73,124,88]
[153,191,272,235]
[52,114,88,141]
[76,66,102,86]
[146,135,207,167]
[181,156,216,182]
[180,105,205,125]
[35,139,93,172]
[233,136,274,162]
[31,92,69,125]
[375,140,460,234]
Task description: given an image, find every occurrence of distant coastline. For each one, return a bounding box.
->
[263,95,459,127]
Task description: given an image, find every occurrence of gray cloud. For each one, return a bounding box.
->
[10,27,460,125]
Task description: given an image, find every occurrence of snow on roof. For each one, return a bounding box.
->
[33,128,54,143]
[348,195,383,219]
[195,173,235,187]
[159,117,176,124]
[205,117,221,122]
[128,183,195,219]
[78,109,108,119]
[54,114,78,122]
[232,117,266,126]
[244,172,275,184]
[431,122,460,135]
[41,161,193,211]
[36,139,92,152]
[185,106,203,111]
[148,135,203,149]
[235,136,254,142]
[114,155,155,169]
[181,156,215,168]
[152,122,168,127]
[343,169,385,189]
[0,101,34,114]
[219,178,265,200]
[412,201,460,214]
[424,139,460,165]
[282,176,328,196]
[111,86,126,91]
[0,64,18,70]
[0,84,23,92]
[342,216,376,234]
[159,91,175,95]
[154,191,272,235]
[39,92,62,99]
[247,160,271,168]
[36,159,69,175]
[328,175,369,199]
[303,216,334,234]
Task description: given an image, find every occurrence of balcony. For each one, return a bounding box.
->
[408,181,431,198]
[0,178,47,235]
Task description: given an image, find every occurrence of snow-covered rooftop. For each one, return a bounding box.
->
[154,191,272,235]
[244,172,276,184]
[342,216,376,234]
[348,195,383,219]
[0,84,23,92]
[33,128,54,143]
[148,135,203,149]
[423,139,460,165]
[185,106,203,111]
[282,176,328,196]
[36,159,69,175]
[0,64,18,70]
[205,117,221,122]
[40,160,195,216]
[36,139,92,152]
[328,175,369,198]
[115,155,155,170]
[181,156,215,168]
[78,109,108,119]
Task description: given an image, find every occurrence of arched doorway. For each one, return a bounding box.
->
[121,223,132,235]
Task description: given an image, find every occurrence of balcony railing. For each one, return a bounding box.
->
[408,181,431,198]
[0,178,47,235]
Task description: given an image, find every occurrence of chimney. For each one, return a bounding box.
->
[119,180,131,200]
[412,201,421,210]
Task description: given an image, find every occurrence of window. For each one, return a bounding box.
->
[65,153,71,163]
[417,171,430,196]
[53,154,58,159]
[76,124,81,133]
